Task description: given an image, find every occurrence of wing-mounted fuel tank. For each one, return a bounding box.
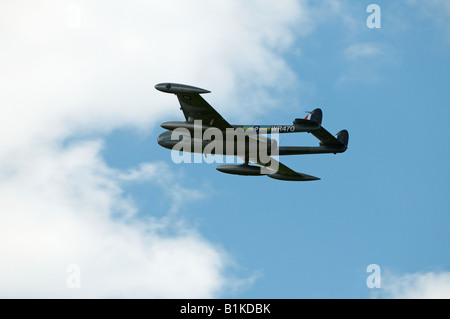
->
[155,83,210,94]
[216,164,266,176]
[216,164,320,181]
[161,121,214,132]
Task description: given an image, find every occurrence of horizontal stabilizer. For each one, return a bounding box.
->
[311,127,349,148]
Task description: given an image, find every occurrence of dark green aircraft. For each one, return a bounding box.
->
[156,83,348,181]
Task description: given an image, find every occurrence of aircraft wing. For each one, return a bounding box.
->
[155,83,233,131]
[249,155,320,181]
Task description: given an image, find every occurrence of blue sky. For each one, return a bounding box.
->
[103,1,450,298]
[1,0,449,298]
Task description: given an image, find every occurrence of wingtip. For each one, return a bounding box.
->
[267,173,321,181]
[155,83,211,94]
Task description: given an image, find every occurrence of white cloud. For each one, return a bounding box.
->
[0,0,308,151]
[336,42,398,86]
[0,0,308,297]
[377,271,450,299]
[0,140,229,298]
[407,0,450,39]
[119,162,205,215]
[344,43,383,60]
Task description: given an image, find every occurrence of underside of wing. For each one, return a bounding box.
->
[249,156,320,181]
[176,93,232,130]
[155,83,232,131]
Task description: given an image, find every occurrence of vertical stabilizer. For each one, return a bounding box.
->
[304,108,323,125]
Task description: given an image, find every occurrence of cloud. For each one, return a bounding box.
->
[344,43,383,60]
[119,162,205,215]
[0,140,230,298]
[336,42,398,86]
[0,0,308,297]
[407,0,450,39]
[377,271,450,299]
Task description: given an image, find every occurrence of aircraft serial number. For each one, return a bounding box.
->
[271,125,295,132]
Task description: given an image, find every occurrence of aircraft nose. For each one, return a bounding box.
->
[157,133,165,146]
[157,131,174,149]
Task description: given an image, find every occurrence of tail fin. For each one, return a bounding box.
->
[334,129,349,147]
[293,108,322,128]
[304,108,322,125]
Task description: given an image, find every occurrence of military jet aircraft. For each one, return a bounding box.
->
[156,83,348,181]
